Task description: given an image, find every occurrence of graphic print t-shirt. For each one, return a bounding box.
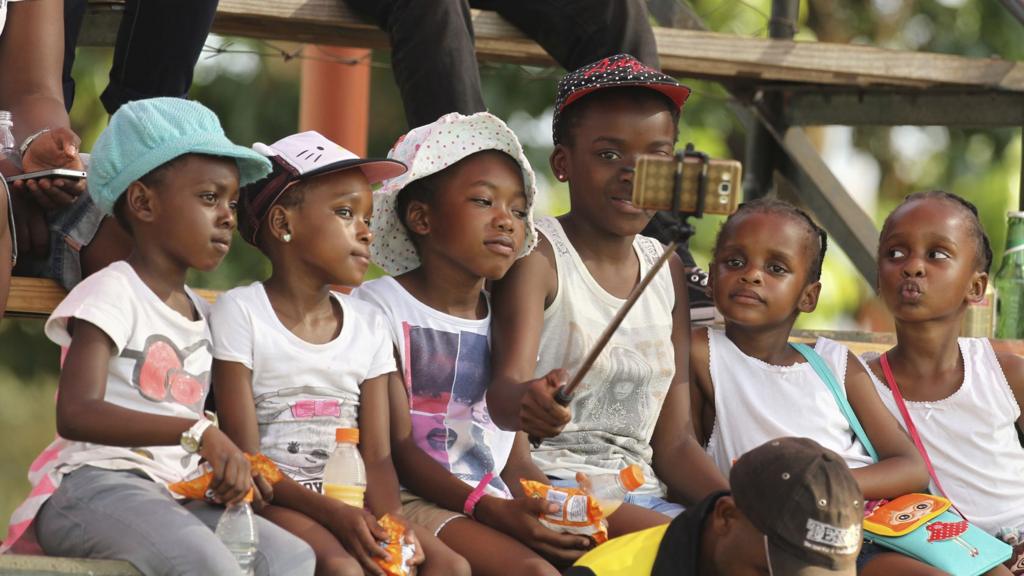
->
[43,261,213,485]
[210,282,396,492]
[354,276,514,498]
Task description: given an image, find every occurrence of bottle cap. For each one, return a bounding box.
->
[619,464,645,492]
[335,427,360,444]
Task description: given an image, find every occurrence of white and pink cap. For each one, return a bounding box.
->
[241,131,407,244]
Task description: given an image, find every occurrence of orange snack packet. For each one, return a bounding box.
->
[169,453,284,501]
[520,479,609,544]
[375,513,415,576]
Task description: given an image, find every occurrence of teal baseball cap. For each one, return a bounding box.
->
[88,97,272,215]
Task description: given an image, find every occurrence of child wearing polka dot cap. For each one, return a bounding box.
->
[353,112,591,574]
[488,53,729,530]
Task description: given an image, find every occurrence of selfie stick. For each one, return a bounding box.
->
[530,149,708,446]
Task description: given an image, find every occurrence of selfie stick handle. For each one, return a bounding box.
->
[558,239,678,401]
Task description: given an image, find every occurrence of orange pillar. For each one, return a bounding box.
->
[299,47,371,156]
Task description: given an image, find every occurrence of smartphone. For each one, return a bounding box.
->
[633,155,742,215]
[5,168,88,183]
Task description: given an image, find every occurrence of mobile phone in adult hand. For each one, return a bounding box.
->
[5,168,88,183]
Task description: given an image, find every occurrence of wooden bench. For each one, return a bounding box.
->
[0,555,140,575]
[4,276,221,320]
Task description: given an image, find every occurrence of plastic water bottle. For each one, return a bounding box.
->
[0,111,19,167]
[323,427,366,508]
[215,501,258,575]
[583,464,645,516]
[995,212,1024,339]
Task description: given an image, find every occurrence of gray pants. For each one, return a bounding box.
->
[35,467,316,576]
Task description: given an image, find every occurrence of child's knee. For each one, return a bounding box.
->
[511,557,562,576]
[421,550,471,576]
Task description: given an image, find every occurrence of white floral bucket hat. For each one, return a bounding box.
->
[371,111,538,276]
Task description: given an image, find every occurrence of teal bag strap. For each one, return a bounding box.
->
[790,342,879,462]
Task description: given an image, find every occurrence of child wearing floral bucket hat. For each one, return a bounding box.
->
[209,130,470,576]
[353,112,592,575]
[2,97,317,575]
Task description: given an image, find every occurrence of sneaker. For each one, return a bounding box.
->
[685,266,716,322]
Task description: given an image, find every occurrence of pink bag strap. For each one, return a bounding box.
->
[880,352,968,520]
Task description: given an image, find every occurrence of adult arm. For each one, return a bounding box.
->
[489,236,570,436]
[0,0,86,256]
[649,256,729,505]
[845,352,929,499]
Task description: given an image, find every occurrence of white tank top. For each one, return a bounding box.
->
[531,217,675,496]
[862,338,1024,535]
[706,328,873,476]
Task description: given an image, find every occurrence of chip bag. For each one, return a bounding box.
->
[169,453,284,501]
[520,479,609,544]
[376,513,416,576]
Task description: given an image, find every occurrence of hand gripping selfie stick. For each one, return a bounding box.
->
[529,146,710,447]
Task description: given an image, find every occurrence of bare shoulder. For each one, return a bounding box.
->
[844,350,872,383]
[993,347,1024,393]
[493,232,557,306]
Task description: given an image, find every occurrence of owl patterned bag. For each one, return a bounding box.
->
[862,494,1010,576]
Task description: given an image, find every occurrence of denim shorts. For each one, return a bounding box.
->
[12,191,105,290]
[549,478,685,518]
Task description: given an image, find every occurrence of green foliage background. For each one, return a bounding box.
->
[2,0,1021,541]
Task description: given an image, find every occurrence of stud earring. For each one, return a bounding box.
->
[556,173,565,181]
[282,233,292,243]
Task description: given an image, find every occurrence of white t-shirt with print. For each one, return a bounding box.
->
[210,282,396,492]
[43,260,213,486]
[353,276,514,498]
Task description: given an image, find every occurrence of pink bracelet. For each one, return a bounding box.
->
[463,471,494,518]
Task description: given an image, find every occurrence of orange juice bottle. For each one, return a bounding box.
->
[585,464,645,516]
[323,428,366,508]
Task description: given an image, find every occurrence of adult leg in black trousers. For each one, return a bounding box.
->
[62,0,219,114]
[344,0,657,127]
[490,0,658,70]
[345,0,487,128]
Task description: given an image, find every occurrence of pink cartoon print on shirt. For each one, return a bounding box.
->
[122,335,211,412]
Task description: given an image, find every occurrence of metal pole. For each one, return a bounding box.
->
[743,0,798,200]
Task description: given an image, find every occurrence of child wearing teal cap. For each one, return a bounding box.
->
[2,97,315,576]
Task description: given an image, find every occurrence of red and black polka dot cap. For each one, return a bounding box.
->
[552,53,691,144]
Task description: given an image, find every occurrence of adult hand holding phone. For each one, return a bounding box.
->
[14,126,87,212]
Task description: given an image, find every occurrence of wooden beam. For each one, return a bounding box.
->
[783,91,1024,127]
[778,126,880,286]
[4,277,220,319]
[201,0,1024,94]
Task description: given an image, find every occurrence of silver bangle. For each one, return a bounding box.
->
[18,128,52,157]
